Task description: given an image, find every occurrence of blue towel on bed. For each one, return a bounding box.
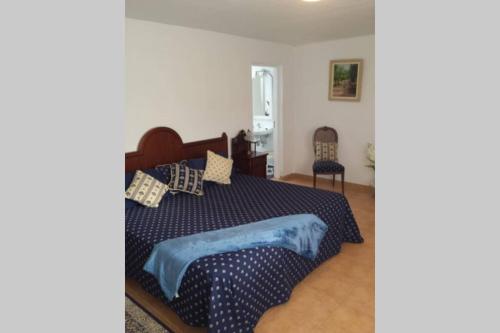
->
[143,214,328,300]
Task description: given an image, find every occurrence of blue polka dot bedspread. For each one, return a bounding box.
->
[126,174,363,333]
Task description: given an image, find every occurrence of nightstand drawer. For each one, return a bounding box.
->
[250,155,267,167]
[250,165,267,178]
[249,155,267,178]
[231,131,268,178]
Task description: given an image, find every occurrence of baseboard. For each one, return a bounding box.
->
[280,173,373,191]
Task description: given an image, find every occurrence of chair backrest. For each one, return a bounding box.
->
[313,127,338,153]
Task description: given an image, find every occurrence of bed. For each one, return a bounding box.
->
[125,127,364,332]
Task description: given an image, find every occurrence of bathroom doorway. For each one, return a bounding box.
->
[251,65,279,179]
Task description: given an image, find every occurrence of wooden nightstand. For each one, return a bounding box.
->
[236,152,268,178]
[231,130,268,178]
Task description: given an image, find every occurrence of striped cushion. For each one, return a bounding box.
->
[203,150,233,185]
[315,141,337,161]
[169,163,204,196]
[125,170,169,207]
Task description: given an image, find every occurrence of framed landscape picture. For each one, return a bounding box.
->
[329,59,363,101]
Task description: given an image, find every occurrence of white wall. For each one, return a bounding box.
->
[126,18,374,185]
[126,18,295,176]
[291,35,375,185]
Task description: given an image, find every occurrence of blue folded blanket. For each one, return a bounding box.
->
[143,214,328,300]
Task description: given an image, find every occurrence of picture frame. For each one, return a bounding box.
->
[329,59,363,101]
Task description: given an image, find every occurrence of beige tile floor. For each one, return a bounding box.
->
[254,174,374,333]
[126,174,374,333]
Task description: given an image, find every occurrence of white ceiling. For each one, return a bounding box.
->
[126,0,374,45]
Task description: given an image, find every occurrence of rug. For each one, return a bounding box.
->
[126,296,171,333]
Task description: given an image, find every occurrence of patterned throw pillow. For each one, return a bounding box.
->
[169,163,204,196]
[155,163,173,184]
[315,141,338,161]
[202,150,233,184]
[125,170,169,207]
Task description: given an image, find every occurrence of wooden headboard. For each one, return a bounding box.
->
[125,127,228,172]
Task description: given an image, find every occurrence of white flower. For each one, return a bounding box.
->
[366,143,375,169]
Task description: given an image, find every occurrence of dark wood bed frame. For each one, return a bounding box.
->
[125,127,228,172]
[126,127,227,333]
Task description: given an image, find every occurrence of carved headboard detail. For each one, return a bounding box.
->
[125,127,228,172]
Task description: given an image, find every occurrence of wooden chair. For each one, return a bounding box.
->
[312,126,345,194]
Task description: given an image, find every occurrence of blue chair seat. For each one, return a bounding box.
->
[313,160,345,174]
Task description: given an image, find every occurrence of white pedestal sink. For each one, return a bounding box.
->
[254,128,273,136]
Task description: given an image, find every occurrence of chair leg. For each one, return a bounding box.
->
[341,171,345,194]
[332,174,335,189]
[313,173,317,188]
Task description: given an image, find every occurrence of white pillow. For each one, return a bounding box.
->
[125,170,169,207]
[202,150,233,185]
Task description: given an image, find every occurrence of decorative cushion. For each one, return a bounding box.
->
[187,151,229,168]
[313,160,345,174]
[187,158,206,170]
[144,168,166,182]
[187,153,236,175]
[169,163,204,196]
[155,163,173,184]
[126,169,166,209]
[202,150,233,185]
[315,141,338,161]
[125,170,169,207]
